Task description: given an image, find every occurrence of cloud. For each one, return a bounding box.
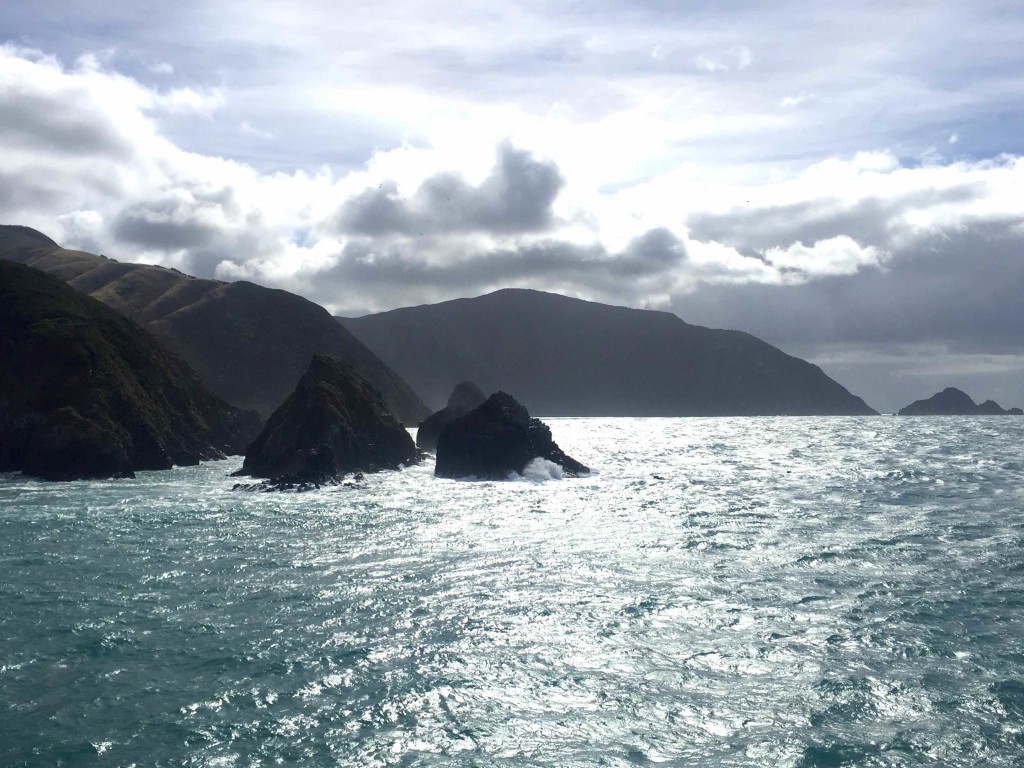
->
[334,143,564,237]
[156,86,224,114]
[780,92,815,108]
[240,121,275,140]
[289,226,689,311]
[764,236,887,277]
[673,217,1024,353]
[695,45,752,73]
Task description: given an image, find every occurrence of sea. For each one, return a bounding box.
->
[2,416,1024,767]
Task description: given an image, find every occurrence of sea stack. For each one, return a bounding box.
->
[235,354,418,489]
[0,261,260,480]
[416,380,487,451]
[435,391,588,480]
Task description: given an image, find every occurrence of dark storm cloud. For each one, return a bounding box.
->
[674,217,1024,353]
[109,186,281,278]
[112,187,236,252]
[336,144,564,236]
[320,227,686,299]
[0,169,67,211]
[0,86,132,157]
[686,184,986,252]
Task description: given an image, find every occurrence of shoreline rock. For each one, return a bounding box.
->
[233,354,419,489]
[435,391,588,480]
[416,380,487,451]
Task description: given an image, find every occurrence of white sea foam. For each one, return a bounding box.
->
[514,457,564,482]
[2,416,1023,766]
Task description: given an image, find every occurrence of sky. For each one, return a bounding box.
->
[1,0,1023,413]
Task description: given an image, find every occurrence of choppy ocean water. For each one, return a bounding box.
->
[2,416,1024,767]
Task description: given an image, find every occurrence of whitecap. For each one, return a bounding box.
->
[512,458,564,482]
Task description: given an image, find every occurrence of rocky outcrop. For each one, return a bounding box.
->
[0,225,429,424]
[234,354,418,488]
[416,380,487,451]
[0,261,261,480]
[898,387,1023,416]
[435,391,588,480]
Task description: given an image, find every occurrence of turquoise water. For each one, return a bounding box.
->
[2,417,1024,766]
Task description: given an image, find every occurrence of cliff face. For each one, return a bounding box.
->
[0,261,260,480]
[238,354,418,482]
[898,387,1022,415]
[341,288,877,416]
[0,226,429,424]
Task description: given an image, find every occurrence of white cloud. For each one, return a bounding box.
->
[764,236,887,277]
[780,92,815,108]
[156,86,225,114]
[240,121,275,140]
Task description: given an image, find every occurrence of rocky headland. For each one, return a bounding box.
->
[416,380,487,451]
[233,354,419,490]
[0,225,428,424]
[434,391,588,480]
[0,261,261,480]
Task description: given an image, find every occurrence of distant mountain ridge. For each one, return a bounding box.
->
[0,225,428,423]
[340,288,877,416]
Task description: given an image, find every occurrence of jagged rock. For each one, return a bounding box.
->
[0,261,261,480]
[233,354,418,488]
[898,387,1018,415]
[434,391,588,480]
[1009,408,1024,416]
[416,380,487,451]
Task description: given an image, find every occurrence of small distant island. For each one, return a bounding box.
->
[898,387,1023,416]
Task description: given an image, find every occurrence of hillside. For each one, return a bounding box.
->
[0,226,428,423]
[340,288,877,416]
[0,261,260,479]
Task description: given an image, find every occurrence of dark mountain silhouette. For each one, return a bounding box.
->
[340,288,877,416]
[0,225,428,424]
[235,354,417,488]
[898,387,1022,415]
[0,261,260,480]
